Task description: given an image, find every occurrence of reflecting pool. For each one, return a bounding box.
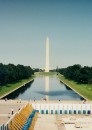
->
[5,76,84,100]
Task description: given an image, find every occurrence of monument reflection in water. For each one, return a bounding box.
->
[45,76,49,100]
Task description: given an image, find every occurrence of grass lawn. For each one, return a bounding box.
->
[0,75,35,98]
[58,73,92,101]
[35,72,57,76]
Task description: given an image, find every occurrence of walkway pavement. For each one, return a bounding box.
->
[34,114,58,130]
[56,115,92,130]
[0,100,27,125]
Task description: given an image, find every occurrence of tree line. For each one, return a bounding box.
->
[0,63,34,85]
[58,64,92,84]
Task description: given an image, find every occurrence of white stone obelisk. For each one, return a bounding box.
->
[45,37,49,72]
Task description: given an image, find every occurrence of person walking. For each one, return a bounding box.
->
[11,107,14,115]
[34,97,36,102]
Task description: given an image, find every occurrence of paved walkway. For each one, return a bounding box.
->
[56,115,92,130]
[0,100,27,124]
[34,114,58,130]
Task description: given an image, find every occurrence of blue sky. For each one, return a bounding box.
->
[0,0,92,69]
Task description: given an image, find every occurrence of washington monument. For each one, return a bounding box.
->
[45,37,49,72]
